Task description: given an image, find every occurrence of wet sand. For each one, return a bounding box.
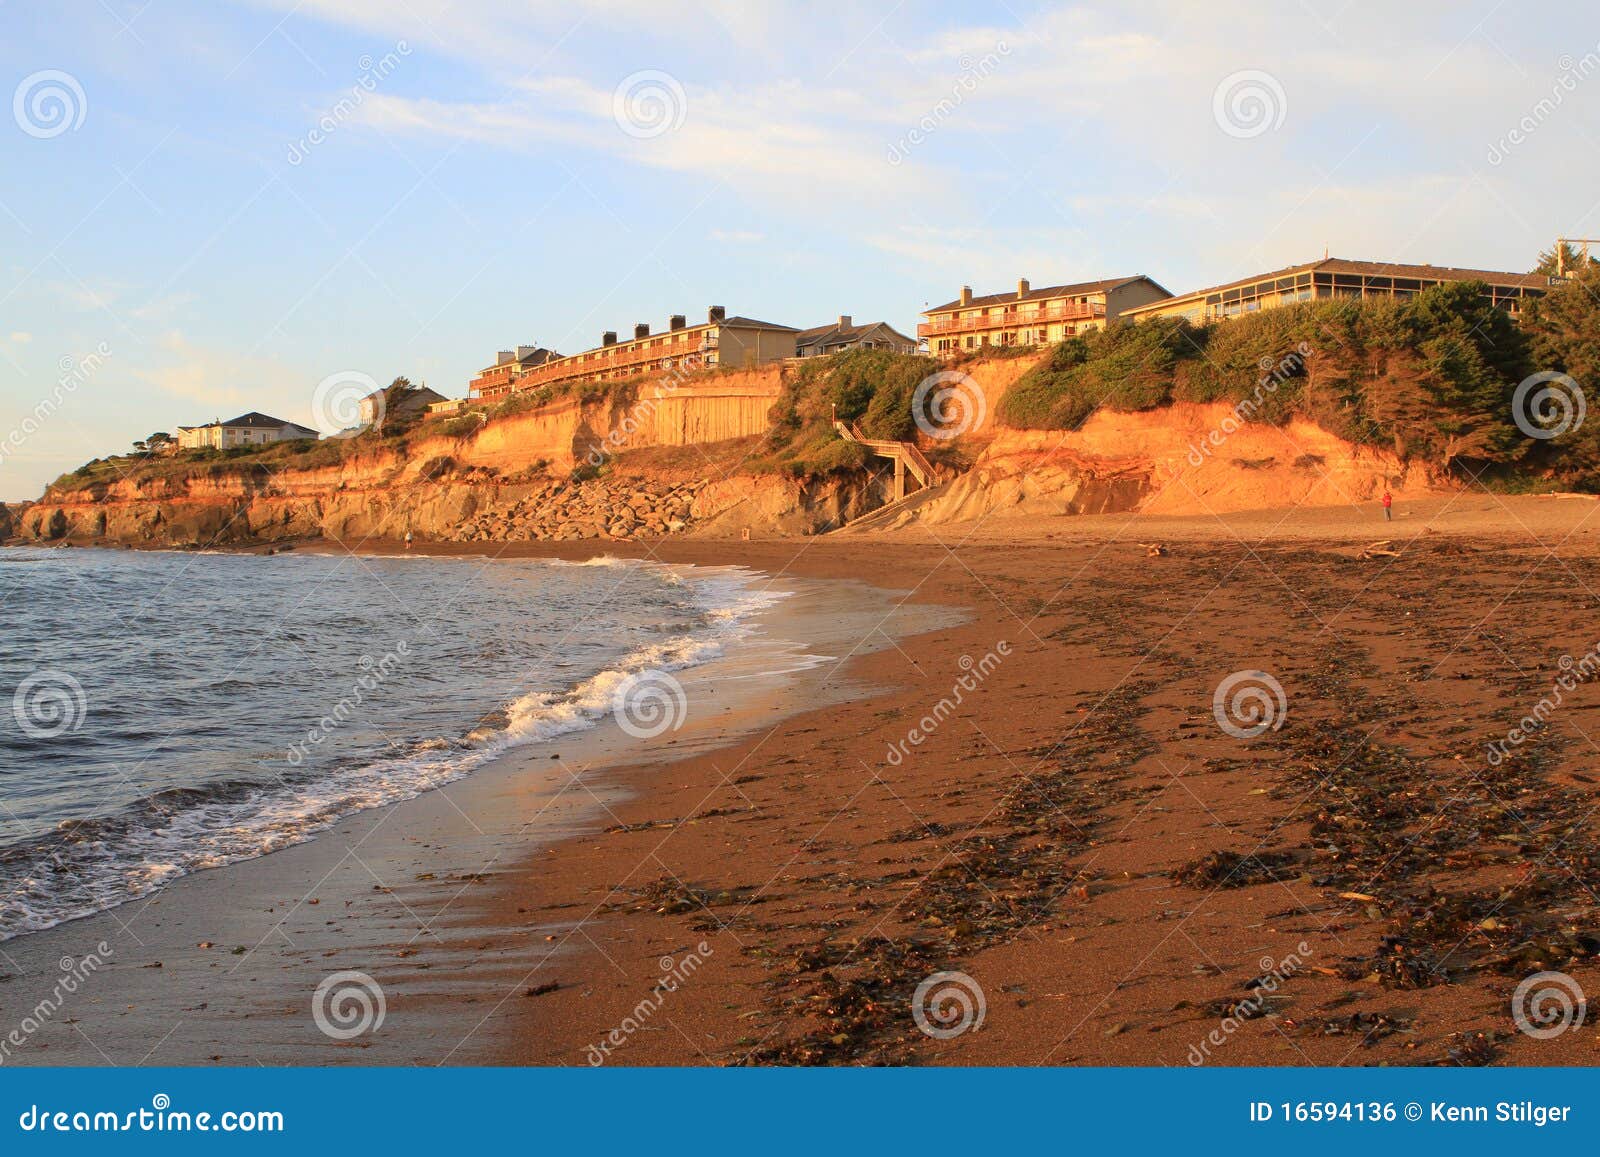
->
[8,493,1600,1066]
[461,494,1600,1066]
[0,564,956,1065]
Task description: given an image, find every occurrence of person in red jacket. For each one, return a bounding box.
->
[1382,488,1393,521]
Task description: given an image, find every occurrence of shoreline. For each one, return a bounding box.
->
[376,497,1600,1066]
[0,548,957,1065]
[8,495,1600,1065]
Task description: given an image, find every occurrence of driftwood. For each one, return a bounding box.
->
[1138,542,1167,557]
[1357,539,1400,560]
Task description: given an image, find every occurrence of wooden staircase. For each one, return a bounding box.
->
[833,421,936,502]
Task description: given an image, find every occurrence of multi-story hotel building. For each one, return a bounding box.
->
[920,276,1172,356]
[470,307,799,402]
[467,345,561,399]
[1121,258,1555,325]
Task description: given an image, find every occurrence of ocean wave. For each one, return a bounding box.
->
[0,560,789,941]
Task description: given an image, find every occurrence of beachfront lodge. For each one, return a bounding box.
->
[175,412,319,450]
[467,345,562,399]
[1121,257,1557,325]
[469,308,800,402]
[919,276,1173,357]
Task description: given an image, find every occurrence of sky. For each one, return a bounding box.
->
[2,0,1599,500]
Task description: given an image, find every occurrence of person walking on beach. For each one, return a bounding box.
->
[404,530,413,549]
[1381,488,1392,522]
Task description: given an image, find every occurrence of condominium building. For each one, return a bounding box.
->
[467,345,561,399]
[470,307,798,402]
[1121,257,1555,325]
[919,276,1172,356]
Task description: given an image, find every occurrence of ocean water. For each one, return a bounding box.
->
[0,547,786,940]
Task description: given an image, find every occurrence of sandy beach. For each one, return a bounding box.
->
[7,493,1600,1066]
[468,493,1600,1067]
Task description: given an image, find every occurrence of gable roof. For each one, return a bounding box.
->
[716,315,799,332]
[1124,257,1552,314]
[794,319,916,349]
[218,412,313,431]
[381,385,447,405]
[926,276,1165,314]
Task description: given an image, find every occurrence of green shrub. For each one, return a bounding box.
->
[999,318,1192,429]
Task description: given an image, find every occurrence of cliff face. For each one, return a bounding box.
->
[19,453,894,548]
[895,401,1430,529]
[17,355,1442,549]
[19,367,864,547]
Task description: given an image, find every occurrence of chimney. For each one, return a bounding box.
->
[708,305,726,323]
[602,331,617,347]
[1017,278,1030,299]
[516,345,536,360]
[838,314,852,328]
[959,285,972,306]
[634,322,650,340]
[669,314,686,331]
[496,350,514,366]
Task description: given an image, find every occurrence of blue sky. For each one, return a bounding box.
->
[2,0,1598,499]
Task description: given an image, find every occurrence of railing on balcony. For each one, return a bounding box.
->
[479,336,718,396]
[917,301,1105,337]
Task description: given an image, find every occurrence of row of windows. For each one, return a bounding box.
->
[1205,273,1535,307]
[935,326,1080,351]
[939,296,1096,322]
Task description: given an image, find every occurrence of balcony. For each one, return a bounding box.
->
[505,336,716,392]
[917,301,1105,337]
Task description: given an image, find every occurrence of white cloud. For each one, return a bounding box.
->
[130,330,291,410]
[354,75,939,209]
[279,0,1587,284]
[709,229,764,243]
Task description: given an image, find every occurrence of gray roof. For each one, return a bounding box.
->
[1125,257,1553,313]
[216,412,315,431]
[795,319,916,349]
[927,276,1164,314]
[717,316,799,332]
